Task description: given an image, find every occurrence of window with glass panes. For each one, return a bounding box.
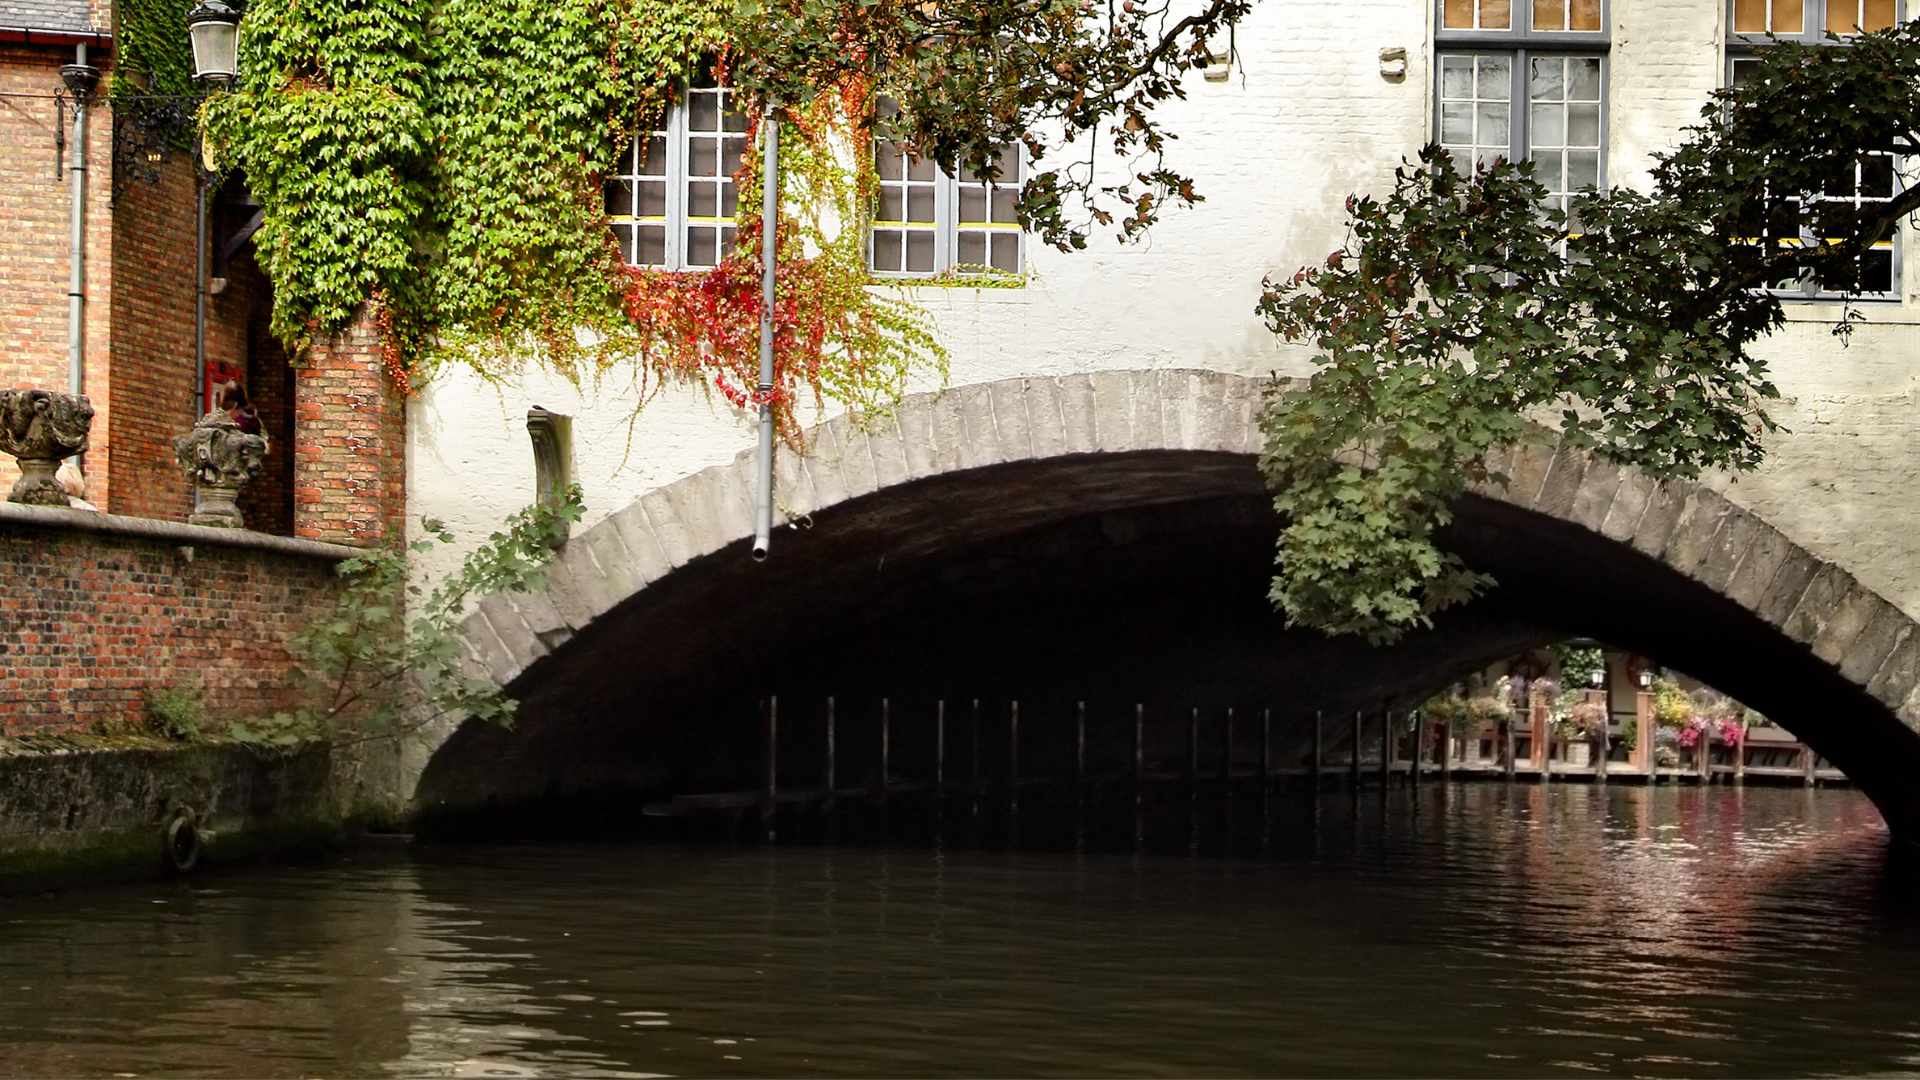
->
[1727,1,1905,297]
[607,74,749,271]
[1435,1,1606,212]
[870,107,1023,277]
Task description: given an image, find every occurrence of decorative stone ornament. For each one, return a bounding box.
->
[173,410,267,528]
[0,389,94,506]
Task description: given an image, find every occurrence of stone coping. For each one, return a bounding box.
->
[0,503,365,562]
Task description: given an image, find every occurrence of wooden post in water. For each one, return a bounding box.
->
[1350,710,1362,787]
[1076,700,1087,790]
[936,699,947,794]
[763,695,778,840]
[1223,707,1235,784]
[1009,699,1022,815]
[1189,707,1201,792]
[1504,720,1517,781]
[1803,742,1816,788]
[1133,703,1145,787]
[1733,727,1744,785]
[1596,718,1609,783]
[1379,709,1392,786]
[1312,710,1324,785]
[1412,710,1425,790]
[825,695,837,795]
[1442,717,1454,781]
[880,696,892,795]
[1261,707,1272,786]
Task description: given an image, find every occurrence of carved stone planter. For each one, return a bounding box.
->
[173,411,267,528]
[0,388,94,506]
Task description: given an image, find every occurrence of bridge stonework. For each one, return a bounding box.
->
[435,370,1920,836]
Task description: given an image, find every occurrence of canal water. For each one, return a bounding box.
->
[4,785,1917,1077]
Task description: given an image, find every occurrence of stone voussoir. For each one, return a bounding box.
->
[1088,371,1133,454]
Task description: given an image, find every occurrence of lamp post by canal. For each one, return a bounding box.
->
[187,0,242,417]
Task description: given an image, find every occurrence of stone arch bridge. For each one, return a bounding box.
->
[418,370,1920,841]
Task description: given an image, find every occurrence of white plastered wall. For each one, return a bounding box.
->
[408,0,1920,616]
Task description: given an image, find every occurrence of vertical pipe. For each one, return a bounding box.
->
[64,44,92,401]
[194,169,208,414]
[750,112,779,560]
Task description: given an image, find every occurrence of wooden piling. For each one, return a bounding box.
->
[936,699,947,794]
[880,696,891,794]
[1134,703,1145,787]
[825,695,837,794]
[1379,709,1391,785]
[1312,710,1324,785]
[1504,721,1517,781]
[1189,707,1201,791]
[1803,743,1816,788]
[1442,717,1454,781]
[1009,699,1021,813]
[1733,728,1744,786]
[1261,708,1272,785]
[1076,700,1087,788]
[763,695,778,840]
[1596,719,1609,783]
[1350,710,1362,787]
[1412,710,1424,790]
[1223,706,1235,783]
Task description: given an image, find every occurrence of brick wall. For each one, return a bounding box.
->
[0,513,347,737]
[295,306,406,546]
[106,151,198,521]
[0,44,114,505]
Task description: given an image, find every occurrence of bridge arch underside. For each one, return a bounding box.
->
[420,450,1920,844]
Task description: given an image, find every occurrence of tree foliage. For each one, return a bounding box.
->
[229,490,585,749]
[1258,21,1920,644]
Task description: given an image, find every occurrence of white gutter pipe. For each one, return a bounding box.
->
[62,43,97,400]
[751,111,778,561]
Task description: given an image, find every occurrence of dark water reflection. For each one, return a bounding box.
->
[4,785,1919,1077]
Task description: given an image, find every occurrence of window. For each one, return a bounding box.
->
[1729,0,1901,39]
[870,104,1024,277]
[1434,2,1607,211]
[607,74,749,271]
[1727,2,1906,297]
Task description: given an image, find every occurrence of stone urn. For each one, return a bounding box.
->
[0,388,94,506]
[173,410,267,528]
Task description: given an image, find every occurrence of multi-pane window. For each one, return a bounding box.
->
[1730,0,1900,37]
[1435,1,1607,213]
[1442,0,1602,31]
[870,103,1024,277]
[607,74,749,270]
[1727,2,1906,296]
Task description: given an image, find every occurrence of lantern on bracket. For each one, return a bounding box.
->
[186,0,242,88]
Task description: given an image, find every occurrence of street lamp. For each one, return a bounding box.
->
[186,0,241,418]
[186,0,241,88]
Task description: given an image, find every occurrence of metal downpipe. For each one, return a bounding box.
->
[751,112,778,562]
[63,42,94,399]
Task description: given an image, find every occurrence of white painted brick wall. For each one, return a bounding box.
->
[410,0,1920,616]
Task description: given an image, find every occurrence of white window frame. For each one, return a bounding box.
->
[868,136,1024,280]
[1726,2,1908,300]
[608,80,747,272]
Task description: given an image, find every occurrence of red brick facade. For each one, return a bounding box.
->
[0,43,114,505]
[2,39,334,540]
[0,515,346,736]
[294,306,407,546]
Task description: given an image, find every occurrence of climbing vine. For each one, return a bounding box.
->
[199,0,946,432]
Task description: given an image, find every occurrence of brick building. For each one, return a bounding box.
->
[0,0,400,545]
